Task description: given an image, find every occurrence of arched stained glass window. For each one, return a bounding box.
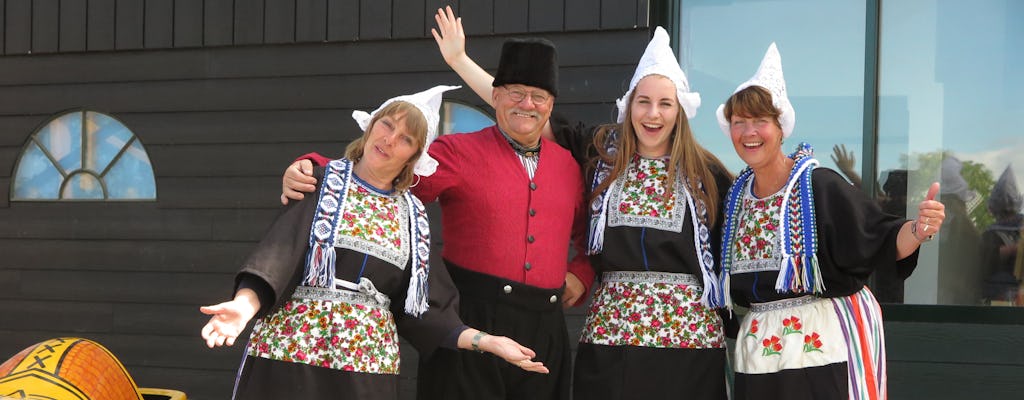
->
[12,110,156,201]
[439,101,494,135]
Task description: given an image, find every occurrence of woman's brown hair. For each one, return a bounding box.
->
[590,78,731,225]
[721,85,782,129]
[344,101,428,192]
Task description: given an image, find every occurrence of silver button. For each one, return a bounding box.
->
[503,285,513,294]
[549,295,558,303]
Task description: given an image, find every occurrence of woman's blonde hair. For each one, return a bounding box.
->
[344,101,428,192]
[591,80,730,225]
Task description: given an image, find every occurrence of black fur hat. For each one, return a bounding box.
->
[492,38,559,97]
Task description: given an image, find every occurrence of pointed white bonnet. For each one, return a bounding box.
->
[616,26,701,123]
[715,42,796,137]
[352,85,461,177]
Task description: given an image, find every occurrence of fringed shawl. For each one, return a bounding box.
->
[719,142,823,309]
[586,129,723,307]
[303,158,432,317]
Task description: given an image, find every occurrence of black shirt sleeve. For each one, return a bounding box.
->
[233,167,324,318]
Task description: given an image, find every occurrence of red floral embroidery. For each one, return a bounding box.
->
[761,335,783,356]
[782,316,803,335]
[803,332,824,353]
[746,319,760,339]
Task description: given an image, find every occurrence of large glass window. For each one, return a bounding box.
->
[12,110,156,201]
[680,0,1024,307]
[680,0,866,177]
[879,0,1024,306]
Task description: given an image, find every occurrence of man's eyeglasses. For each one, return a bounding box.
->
[503,86,552,105]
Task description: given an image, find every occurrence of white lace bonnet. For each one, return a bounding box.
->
[352,85,461,177]
[715,42,796,137]
[616,26,701,123]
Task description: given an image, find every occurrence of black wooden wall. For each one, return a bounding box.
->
[0,0,649,54]
[0,1,650,399]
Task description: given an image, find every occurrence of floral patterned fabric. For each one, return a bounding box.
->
[734,295,846,374]
[334,179,410,270]
[580,271,724,348]
[607,156,687,232]
[246,288,400,375]
[729,181,804,274]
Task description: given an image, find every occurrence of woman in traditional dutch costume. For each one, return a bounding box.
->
[430,10,734,398]
[715,43,947,399]
[200,86,548,400]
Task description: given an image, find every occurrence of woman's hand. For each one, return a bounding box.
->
[200,289,260,348]
[281,159,317,205]
[914,182,946,239]
[896,182,946,258]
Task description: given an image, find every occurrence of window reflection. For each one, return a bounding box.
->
[681,0,1023,306]
[880,0,1024,306]
[680,0,866,174]
[11,110,156,201]
[439,101,495,135]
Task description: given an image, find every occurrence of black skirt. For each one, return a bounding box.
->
[233,355,400,400]
[573,343,728,400]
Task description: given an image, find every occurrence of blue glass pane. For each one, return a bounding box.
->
[13,142,62,199]
[879,0,1024,306]
[84,112,134,173]
[440,102,495,135]
[61,172,104,199]
[680,0,865,176]
[104,139,156,199]
[37,112,83,173]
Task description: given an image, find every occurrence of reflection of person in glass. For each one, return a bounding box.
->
[715,43,945,399]
[936,156,983,304]
[981,166,1023,305]
[874,169,911,303]
[830,147,913,303]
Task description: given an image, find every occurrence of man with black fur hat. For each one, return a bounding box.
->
[281,37,593,400]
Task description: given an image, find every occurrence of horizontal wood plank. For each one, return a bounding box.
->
[886,321,1024,365]
[888,361,1024,399]
[156,176,292,209]
[0,331,242,371]
[0,65,631,116]
[0,299,113,332]
[0,205,278,241]
[116,109,356,145]
[0,239,252,273]
[0,31,646,86]
[3,270,234,305]
[147,142,340,177]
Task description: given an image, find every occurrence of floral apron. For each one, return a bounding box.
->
[246,285,401,374]
[580,271,724,349]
